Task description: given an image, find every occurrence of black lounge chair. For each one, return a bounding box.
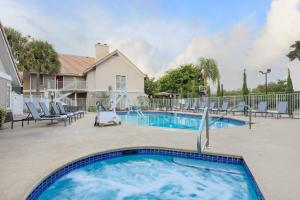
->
[39,102,71,124]
[50,102,75,121]
[23,102,67,127]
[57,102,85,119]
[232,101,246,115]
[267,101,288,119]
[252,101,268,117]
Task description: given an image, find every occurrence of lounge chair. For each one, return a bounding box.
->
[212,101,229,114]
[189,101,198,112]
[268,101,288,119]
[208,102,216,112]
[198,102,207,112]
[252,101,267,117]
[173,103,180,111]
[39,102,71,124]
[56,102,85,119]
[231,101,246,115]
[183,102,190,111]
[50,102,76,122]
[23,102,67,127]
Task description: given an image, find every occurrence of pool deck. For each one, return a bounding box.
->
[0,112,299,200]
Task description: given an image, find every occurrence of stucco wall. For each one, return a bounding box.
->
[93,54,144,93]
[0,54,6,73]
[86,70,96,90]
[0,78,8,108]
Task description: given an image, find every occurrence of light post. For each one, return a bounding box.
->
[259,69,271,95]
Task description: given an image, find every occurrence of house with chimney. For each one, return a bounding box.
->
[22,43,145,109]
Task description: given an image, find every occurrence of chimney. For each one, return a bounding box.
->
[95,42,109,61]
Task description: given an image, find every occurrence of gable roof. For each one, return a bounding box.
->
[58,54,95,76]
[83,50,145,77]
[0,21,22,86]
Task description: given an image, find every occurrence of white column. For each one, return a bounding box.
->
[75,92,78,106]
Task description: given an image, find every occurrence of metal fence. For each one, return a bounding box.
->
[23,93,300,118]
[145,93,300,118]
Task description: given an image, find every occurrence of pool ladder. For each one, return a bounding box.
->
[197,105,252,154]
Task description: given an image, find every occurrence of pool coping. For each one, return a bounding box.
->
[25,146,264,200]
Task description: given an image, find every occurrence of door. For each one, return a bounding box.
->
[56,76,63,89]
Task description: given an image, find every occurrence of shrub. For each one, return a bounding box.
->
[0,107,6,129]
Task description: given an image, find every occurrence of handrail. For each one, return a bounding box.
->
[197,107,209,154]
[197,104,253,154]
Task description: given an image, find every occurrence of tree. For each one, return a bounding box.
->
[242,69,249,96]
[144,75,156,97]
[4,27,27,70]
[207,85,211,97]
[156,64,203,97]
[197,57,219,87]
[22,40,60,94]
[252,80,287,94]
[286,69,294,93]
[190,80,196,98]
[287,41,300,61]
[216,78,221,97]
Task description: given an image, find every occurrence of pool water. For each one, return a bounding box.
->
[37,155,259,200]
[118,112,245,131]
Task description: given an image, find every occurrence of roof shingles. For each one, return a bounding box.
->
[58,54,95,75]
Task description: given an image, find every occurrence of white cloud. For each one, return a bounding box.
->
[169,0,300,90]
[248,0,300,68]
[106,37,162,75]
[0,0,300,90]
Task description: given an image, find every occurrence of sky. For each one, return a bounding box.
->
[0,0,300,90]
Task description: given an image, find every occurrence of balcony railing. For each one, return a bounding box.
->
[46,80,87,91]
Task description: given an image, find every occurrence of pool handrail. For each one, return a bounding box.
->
[197,107,209,154]
[197,104,253,154]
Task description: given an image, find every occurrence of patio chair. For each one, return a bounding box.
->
[173,102,181,111]
[183,102,190,111]
[231,101,246,115]
[198,102,207,112]
[267,101,288,119]
[39,102,71,124]
[208,102,216,112]
[23,102,67,127]
[50,102,75,121]
[252,101,268,117]
[189,101,198,112]
[57,102,85,119]
[212,101,229,114]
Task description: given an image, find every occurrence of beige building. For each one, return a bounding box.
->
[23,43,145,109]
[0,22,22,110]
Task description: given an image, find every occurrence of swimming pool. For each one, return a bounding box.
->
[118,112,245,131]
[27,148,263,200]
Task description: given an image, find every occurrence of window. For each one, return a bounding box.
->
[39,74,44,85]
[6,83,11,109]
[116,75,126,90]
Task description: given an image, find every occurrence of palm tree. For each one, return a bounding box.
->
[197,57,220,87]
[22,40,60,94]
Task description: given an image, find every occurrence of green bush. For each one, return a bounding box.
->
[0,107,6,129]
